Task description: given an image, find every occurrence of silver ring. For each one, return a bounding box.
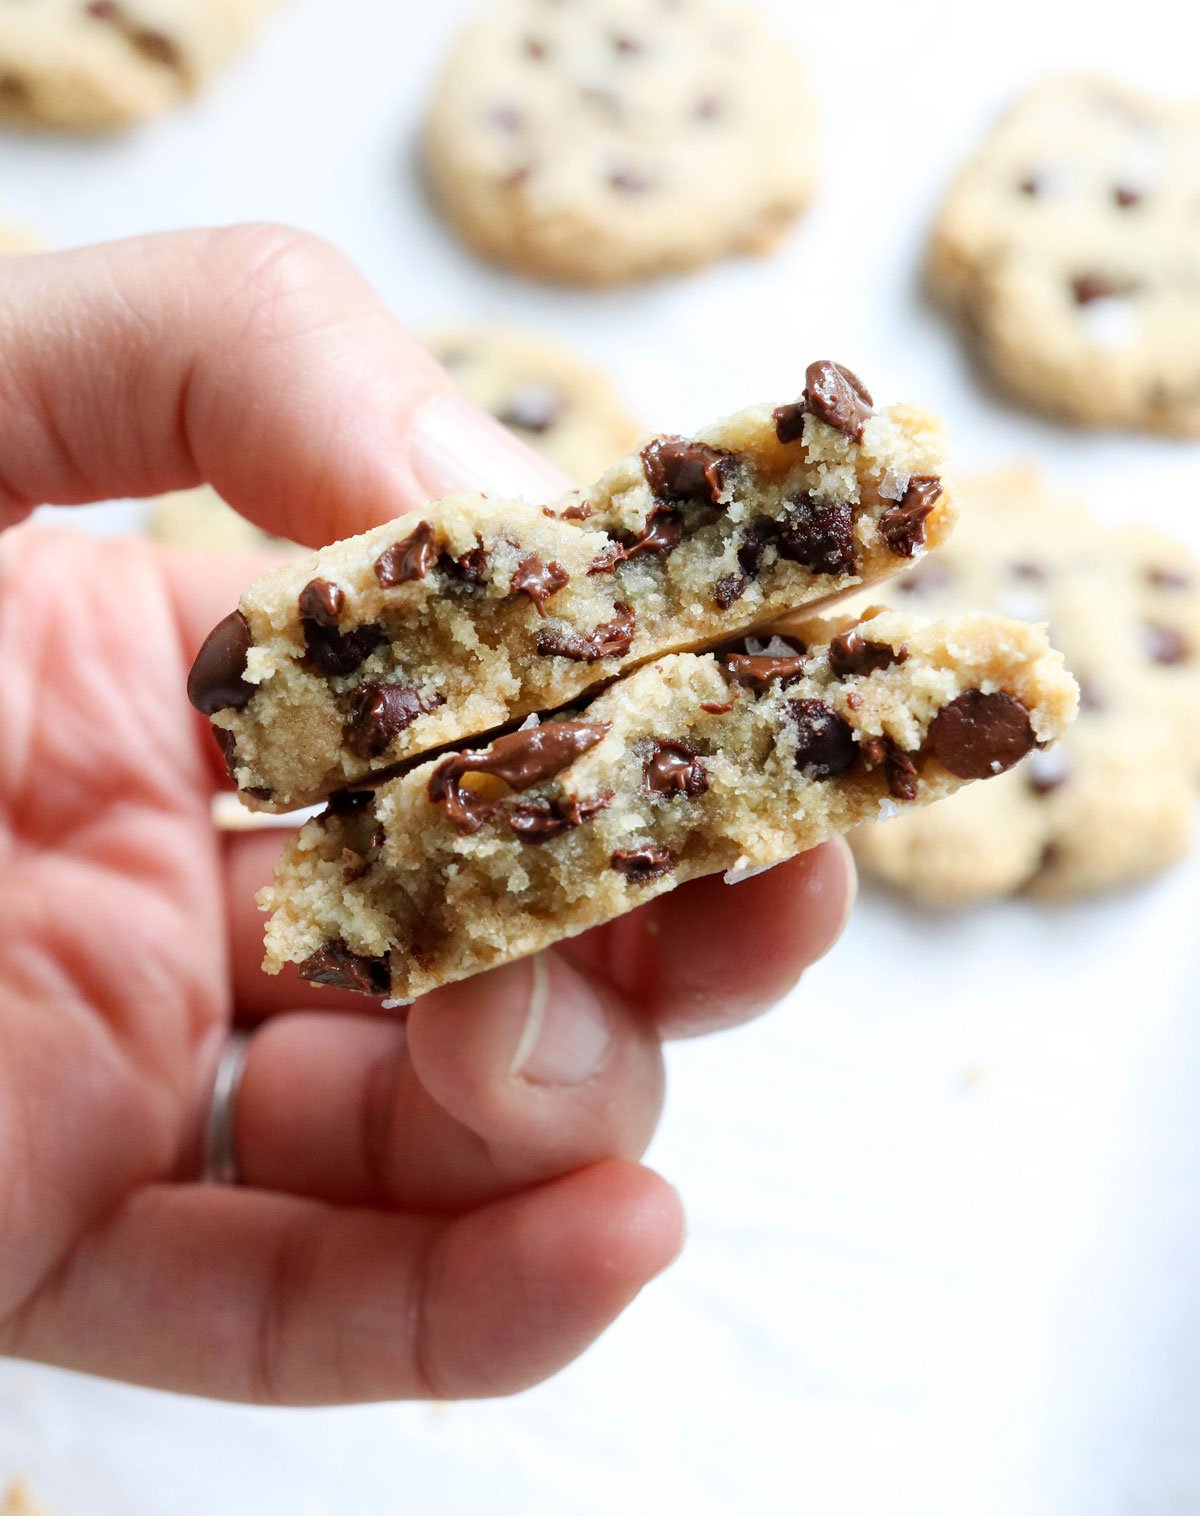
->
[204,1032,252,1185]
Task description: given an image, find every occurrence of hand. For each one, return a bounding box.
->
[0,226,854,1404]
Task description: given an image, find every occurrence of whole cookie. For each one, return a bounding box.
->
[0,0,275,130]
[850,468,1200,903]
[929,77,1200,435]
[424,325,641,479]
[423,0,817,285]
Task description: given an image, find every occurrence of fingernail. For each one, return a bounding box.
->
[408,392,574,505]
[510,956,612,1086]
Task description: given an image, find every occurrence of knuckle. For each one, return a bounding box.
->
[202,223,352,322]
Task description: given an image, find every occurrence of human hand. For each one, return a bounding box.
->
[0,226,854,1403]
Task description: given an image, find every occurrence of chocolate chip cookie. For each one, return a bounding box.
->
[260,607,1076,999]
[189,364,955,811]
[425,325,641,480]
[2,1484,48,1516]
[849,468,1200,902]
[148,486,297,556]
[929,76,1200,434]
[423,0,816,285]
[0,0,275,130]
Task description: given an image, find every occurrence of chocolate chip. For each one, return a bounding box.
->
[625,503,686,559]
[375,521,439,587]
[609,168,653,193]
[772,402,807,444]
[802,360,873,442]
[0,73,29,103]
[695,94,723,120]
[644,740,708,799]
[298,577,344,627]
[1072,273,1119,305]
[489,104,524,132]
[701,700,734,715]
[429,721,611,834]
[1019,174,1042,196]
[612,32,642,53]
[1076,676,1106,713]
[187,610,254,716]
[498,384,562,434]
[1010,561,1047,582]
[320,789,375,821]
[217,726,240,782]
[641,436,734,507]
[523,35,548,59]
[441,543,490,586]
[537,603,636,662]
[559,500,593,521]
[347,683,427,759]
[722,651,807,688]
[897,560,953,596]
[131,28,182,69]
[510,554,569,614]
[611,845,675,883]
[1144,622,1189,665]
[879,476,942,559]
[1026,747,1070,795]
[1147,566,1192,590]
[304,620,387,679]
[738,517,777,576]
[1113,184,1142,208]
[861,735,919,802]
[929,690,1036,779]
[828,630,907,678]
[342,849,372,885]
[509,791,613,842]
[776,495,856,576]
[86,0,120,16]
[713,572,746,609]
[298,941,390,996]
[587,541,627,576]
[788,699,858,779]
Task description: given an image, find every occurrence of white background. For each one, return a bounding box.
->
[1,1,1199,1512]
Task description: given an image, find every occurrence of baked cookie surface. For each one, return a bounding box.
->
[850,468,1200,903]
[188,365,954,811]
[425,325,641,481]
[929,76,1200,434]
[0,0,275,129]
[261,608,1076,1000]
[423,0,816,284]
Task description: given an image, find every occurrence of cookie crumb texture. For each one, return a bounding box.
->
[191,371,952,810]
[260,609,1076,999]
[929,76,1200,435]
[0,0,275,130]
[850,468,1200,902]
[423,0,816,284]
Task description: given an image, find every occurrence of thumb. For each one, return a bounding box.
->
[0,225,571,546]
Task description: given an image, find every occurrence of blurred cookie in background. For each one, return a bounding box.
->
[0,215,41,252]
[850,468,1200,903]
[0,0,278,131]
[147,485,297,555]
[2,1483,49,1516]
[929,77,1200,435]
[423,0,816,285]
[425,324,641,479]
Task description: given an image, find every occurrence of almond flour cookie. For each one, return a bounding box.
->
[0,0,275,130]
[850,468,1200,903]
[260,608,1076,999]
[423,0,816,285]
[148,485,297,556]
[425,325,641,480]
[929,76,1200,434]
[188,364,954,811]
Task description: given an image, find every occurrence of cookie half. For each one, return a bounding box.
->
[189,363,954,811]
[260,608,1077,1000]
[929,76,1200,434]
[423,0,816,285]
[849,467,1200,902]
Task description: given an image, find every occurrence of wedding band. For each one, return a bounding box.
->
[204,1032,252,1185]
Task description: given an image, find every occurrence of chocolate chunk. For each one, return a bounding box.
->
[1144,622,1189,665]
[319,789,375,821]
[187,610,254,716]
[536,603,636,662]
[131,28,182,69]
[441,543,490,586]
[1113,184,1142,208]
[828,629,907,677]
[772,401,808,444]
[713,572,746,609]
[342,848,373,885]
[625,502,686,558]
[298,577,344,627]
[723,651,807,688]
[1010,561,1047,582]
[298,941,390,996]
[86,0,119,16]
[1026,747,1070,795]
[217,726,240,782]
[1147,566,1192,590]
[897,560,953,596]
[523,35,548,59]
[612,32,642,53]
[879,476,942,559]
[802,361,873,441]
[695,94,723,120]
[609,169,654,193]
[776,494,856,576]
[611,844,675,883]
[929,690,1036,779]
[641,436,734,507]
[861,735,919,802]
[1019,174,1042,196]
[510,554,569,614]
[587,541,628,576]
[1072,273,1119,305]
[701,700,734,715]
[509,790,613,843]
[304,620,387,679]
[644,740,708,799]
[429,721,611,834]
[0,73,29,103]
[375,521,439,587]
[788,699,859,779]
[498,383,562,434]
[560,500,593,521]
[347,683,427,759]
[738,517,777,576]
